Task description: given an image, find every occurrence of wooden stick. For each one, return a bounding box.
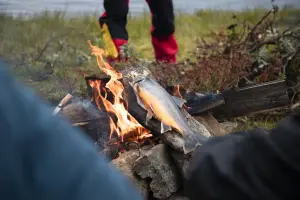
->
[72,122,90,126]
[52,93,73,115]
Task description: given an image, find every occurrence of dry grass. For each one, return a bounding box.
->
[0,7,299,129]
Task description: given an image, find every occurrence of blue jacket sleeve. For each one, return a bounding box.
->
[0,62,142,200]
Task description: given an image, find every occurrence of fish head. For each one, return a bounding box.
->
[122,65,152,84]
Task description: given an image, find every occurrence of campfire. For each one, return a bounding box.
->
[57,39,290,200]
[54,41,209,199]
[87,41,151,144]
[54,6,298,198]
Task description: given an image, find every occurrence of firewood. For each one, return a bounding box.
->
[52,93,73,115]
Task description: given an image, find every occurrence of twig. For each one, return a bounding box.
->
[290,102,300,110]
[246,8,275,42]
[283,46,300,75]
[35,29,88,61]
[288,82,300,103]
[72,122,90,126]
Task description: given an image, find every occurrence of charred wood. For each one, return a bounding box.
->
[211,80,289,120]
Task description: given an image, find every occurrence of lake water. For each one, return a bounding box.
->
[0,0,299,16]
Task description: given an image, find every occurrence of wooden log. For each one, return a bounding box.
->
[85,76,211,150]
[59,101,112,151]
[85,76,224,116]
[194,113,227,136]
[210,80,290,120]
[52,93,73,115]
[85,77,290,120]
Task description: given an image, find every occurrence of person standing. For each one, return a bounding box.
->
[99,0,178,64]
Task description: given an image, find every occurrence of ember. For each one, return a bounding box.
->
[87,41,151,143]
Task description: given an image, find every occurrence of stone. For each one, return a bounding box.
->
[194,113,226,136]
[134,144,180,199]
[111,146,152,199]
[171,151,192,178]
[161,132,184,153]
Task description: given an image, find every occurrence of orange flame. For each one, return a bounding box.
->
[88,41,151,142]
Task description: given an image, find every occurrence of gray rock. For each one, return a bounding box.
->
[171,151,192,178]
[161,132,184,153]
[111,146,152,198]
[134,144,180,199]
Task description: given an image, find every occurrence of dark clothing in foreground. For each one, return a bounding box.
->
[0,62,142,200]
[185,112,300,200]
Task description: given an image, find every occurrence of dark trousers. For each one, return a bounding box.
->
[99,0,178,63]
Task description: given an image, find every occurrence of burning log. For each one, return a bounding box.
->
[85,76,212,150]
[58,100,119,159]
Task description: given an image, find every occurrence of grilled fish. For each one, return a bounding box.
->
[123,67,208,154]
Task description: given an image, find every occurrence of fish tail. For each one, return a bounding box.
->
[183,131,209,154]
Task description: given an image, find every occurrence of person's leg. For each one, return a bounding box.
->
[99,0,129,62]
[146,0,178,63]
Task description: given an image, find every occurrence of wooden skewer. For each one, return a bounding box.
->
[52,93,73,116]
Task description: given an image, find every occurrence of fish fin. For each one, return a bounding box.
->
[183,132,209,154]
[133,85,155,125]
[145,110,154,125]
[171,96,186,108]
[161,122,172,133]
[136,98,154,126]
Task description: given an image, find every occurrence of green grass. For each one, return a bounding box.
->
[233,116,279,132]
[0,7,299,105]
